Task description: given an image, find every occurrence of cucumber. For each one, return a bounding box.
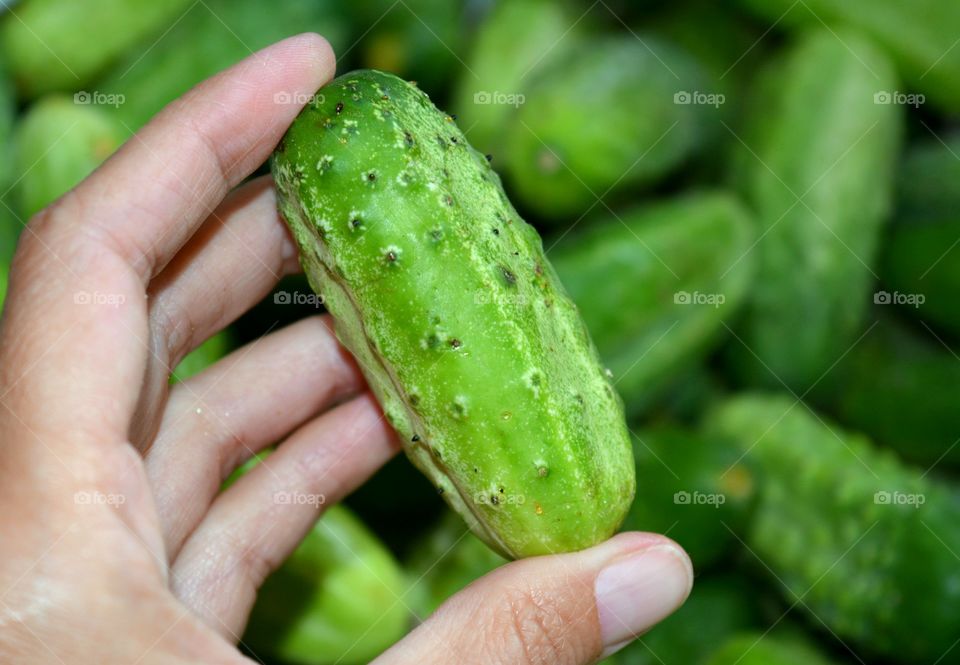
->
[98,0,348,131]
[451,0,582,155]
[703,394,960,662]
[272,70,635,559]
[405,511,507,619]
[12,95,126,218]
[503,34,710,219]
[243,504,411,665]
[735,0,960,113]
[728,29,902,391]
[881,133,960,338]
[550,192,754,416]
[170,330,232,383]
[812,314,960,467]
[706,631,838,665]
[0,0,193,97]
[622,427,754,570]
[345,0,465,98]
[601,575,759,665]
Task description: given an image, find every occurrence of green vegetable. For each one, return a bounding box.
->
[551,192,754,416]
[170,330,232,383]
[98,0,348,131]
[881,133,960,338]
[244,504,411,665]
[812,315,960,467]
[503,34,709,219]
[272,70,635,559]
[602,576,759,665]
[728,29,902,391]
[706,631,838,665]
[0,0,194,97]
[736,0,960,113]
[12,95,126,218]
[451,0,581,155]
[703,394,960,662]
[405,511,507,619]
[622,427,754,570]
[346,0,465,97]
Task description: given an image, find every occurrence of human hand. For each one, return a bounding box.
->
[0,34,692,665]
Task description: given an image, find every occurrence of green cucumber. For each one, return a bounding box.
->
[346,0,465,98]
[170,330,232,383]
[881,133,960,338]
[244,504,410,665]
[622,426,754,570]
[405,511,507,619]
[99,0,348,131]
[0,0,193,97]
[728,29,902,391]
[703,394,960,662]
[735,0,960,112]
[706,631,838,665]
[503,34,710,219]
[272,70,634,559]
[12,95,126,218]
[812,314,960,467]
[451,0,582,155]
[550,192,754,416]
[602,575,759,665]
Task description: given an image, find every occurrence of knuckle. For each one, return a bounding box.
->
[483,582,581,665]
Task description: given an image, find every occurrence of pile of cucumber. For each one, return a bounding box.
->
[2,0,960,663]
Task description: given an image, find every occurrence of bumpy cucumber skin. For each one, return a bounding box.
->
[601,576,759,665]
[730,29,902,391]
[13,95,126,218]
[812,315,960,467]
[244,505,410,665]
[622,427,754,570]
[100,0,348,131]
[706,632,837,665]
[451,0,580,155]
[881,133,960,337]
[272,70,635,559]
[551,193,754,416]
[0,0,193,97]
[504,35,708,219]
[737,0,960,112]
[704,395,960,662]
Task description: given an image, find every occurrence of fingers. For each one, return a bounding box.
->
[144,316,365,559]
[380,533,693,665]
[130,176,301,444]
[57,33,336,283]
[169,393,398,637]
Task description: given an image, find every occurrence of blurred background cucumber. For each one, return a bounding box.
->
[2,1,960,663]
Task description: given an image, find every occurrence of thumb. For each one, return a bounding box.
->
[379,532,693,665]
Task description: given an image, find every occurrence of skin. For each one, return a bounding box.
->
[0,34,691,664]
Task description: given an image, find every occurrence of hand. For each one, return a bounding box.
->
[0,34,692,665]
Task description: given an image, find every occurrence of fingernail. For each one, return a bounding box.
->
[595,543,693,657]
